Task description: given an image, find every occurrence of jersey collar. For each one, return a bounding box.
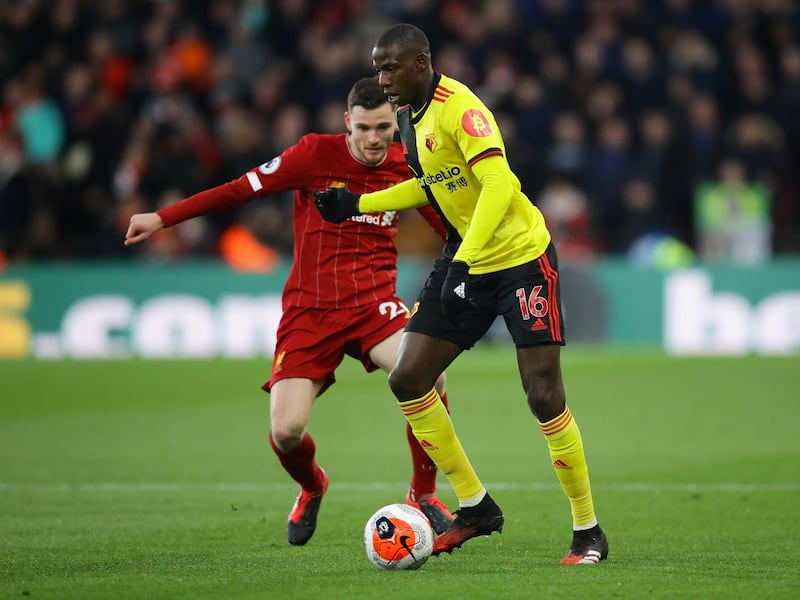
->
[410,72,442,124]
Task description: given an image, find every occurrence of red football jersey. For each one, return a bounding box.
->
[157,133,446,308]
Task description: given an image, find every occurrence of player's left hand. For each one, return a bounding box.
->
[440,260,471,321]
[313,187,361,223]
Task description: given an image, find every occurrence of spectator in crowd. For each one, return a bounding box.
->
[685,93,724,184]
[633,108,692,243]
[615,177,663,255]
[695,156,772,265]
[546,110,589,188]
[537,177,598,262]
[586,117,634,249]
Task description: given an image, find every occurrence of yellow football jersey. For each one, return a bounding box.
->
[397,73,551,273]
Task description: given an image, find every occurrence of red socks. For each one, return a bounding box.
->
[269,431,325,492]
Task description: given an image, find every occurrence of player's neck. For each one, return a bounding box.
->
[410,72,437,113]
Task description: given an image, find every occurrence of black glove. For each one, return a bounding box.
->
[440,260,471,321]
[313,187,361,223]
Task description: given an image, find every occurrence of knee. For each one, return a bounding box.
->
[270,420,305,452]
[525,373,565,423]
[388,365,434,401]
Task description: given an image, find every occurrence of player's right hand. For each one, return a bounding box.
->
[313,187,361,223]
[124,213,163,245]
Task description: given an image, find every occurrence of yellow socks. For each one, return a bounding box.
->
[399,388,485,505]
[400,391,597,524]
[540,407,597,529]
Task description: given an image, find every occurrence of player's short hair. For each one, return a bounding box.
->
[347,77,389,111]
[375,23,430,56]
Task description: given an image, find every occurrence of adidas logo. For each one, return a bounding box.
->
[453,282,466,299]
[553,459,573,470]
[578,550,602,564]
[420,439,439,451]
[530,318,547,332]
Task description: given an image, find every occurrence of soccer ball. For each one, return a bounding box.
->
[363,503,435,570]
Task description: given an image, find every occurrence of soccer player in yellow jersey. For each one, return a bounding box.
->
[314,23,608,564]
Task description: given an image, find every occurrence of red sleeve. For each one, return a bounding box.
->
[416,204,447,243]
[157,135,328,227]
[156,177,257,227]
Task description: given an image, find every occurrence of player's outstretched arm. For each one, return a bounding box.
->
[314,178,430,223]
[124,213,164,245]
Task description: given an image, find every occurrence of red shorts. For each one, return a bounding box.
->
[262,296,411,396]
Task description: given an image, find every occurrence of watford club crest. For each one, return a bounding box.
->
[425,134,436,152]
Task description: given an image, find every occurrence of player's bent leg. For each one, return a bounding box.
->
[269,378,328,545]
[371,331,455,534]
[395,388,485,502]
[269,378,320,450]
[391,334,503,554]
[403,383,455,533]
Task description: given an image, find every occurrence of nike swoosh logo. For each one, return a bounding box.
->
[399,535,416,558]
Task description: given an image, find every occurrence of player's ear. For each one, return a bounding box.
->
[344,111,352,133]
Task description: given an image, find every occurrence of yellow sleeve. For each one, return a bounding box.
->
[358,178,428,212]
[453,154,514,266]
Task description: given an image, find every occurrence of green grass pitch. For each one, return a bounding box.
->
[1,345,798,599]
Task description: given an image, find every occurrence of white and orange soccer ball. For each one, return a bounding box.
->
[363,503,435,570]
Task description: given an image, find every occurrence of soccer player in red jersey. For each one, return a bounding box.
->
[124,77,455,545]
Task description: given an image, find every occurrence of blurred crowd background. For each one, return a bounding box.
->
[1,0,798,270]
